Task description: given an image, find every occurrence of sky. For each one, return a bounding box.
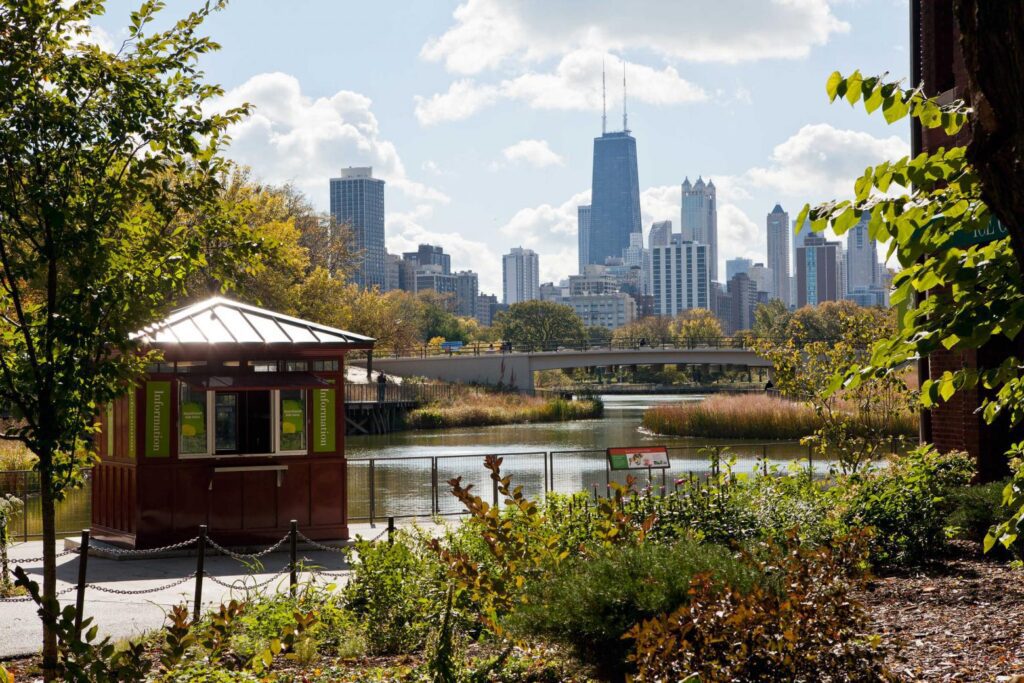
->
[93,0,911,296]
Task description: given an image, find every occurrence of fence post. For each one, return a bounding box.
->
[762,445,768,476]
[22,471,28,542]
[74,529,90,637]
[492,472,499,510]
[543,452,549,495]
[431,457,438,515]
[289,520,298,597]
[368,459,376,528]
[193,525,207,623]
[807,442,814,477]
[387,516,395,547]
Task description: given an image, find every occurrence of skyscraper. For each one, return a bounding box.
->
[845,213,879,292]
[577,205,591,274]
[766,204,791,306]
[649,241,709,315]
[680,177,718,281]
[454,271,479,318]
[796,233,843,307]
[588,66,641,266]
[649,220,672,248]
[329,167,385,289]
[502,247,540,305]
[725,257,753,281]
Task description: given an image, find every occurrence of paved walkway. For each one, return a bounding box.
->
[0,521,445,659]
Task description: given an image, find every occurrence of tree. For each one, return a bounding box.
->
[672,309,723,346]
[612,316,674,345]
[801,70,1024,545]
[495,301,585,350]
[0,2,255,676]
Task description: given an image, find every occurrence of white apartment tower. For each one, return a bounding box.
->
[649,241,710,316]
[502,247,540,305]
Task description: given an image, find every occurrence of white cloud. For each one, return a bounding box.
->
[422,0,848,75]
[499,190,590,282]
[416,51,706,125]
[209,72,448,207]
[741,123,909,201]
[501,139,564,168]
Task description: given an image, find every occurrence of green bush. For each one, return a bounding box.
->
[508,539,762,679]
[837,446,974,567]
[626,538,889,682]
[946,480,1022,558]
[342,536,443,655]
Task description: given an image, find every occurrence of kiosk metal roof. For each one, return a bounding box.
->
[132,297,375,346]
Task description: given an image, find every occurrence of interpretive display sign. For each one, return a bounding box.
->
[607,446,670,471]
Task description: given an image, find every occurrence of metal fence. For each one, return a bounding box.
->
[367,336,761,359]
[1,443,822,539]
[0,469,92,542]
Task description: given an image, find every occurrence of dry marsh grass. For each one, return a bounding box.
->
[407,391,603,430]
[642,394,917,441]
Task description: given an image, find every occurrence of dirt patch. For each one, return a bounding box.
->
[856,543,1024,682]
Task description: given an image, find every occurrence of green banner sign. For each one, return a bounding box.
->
[179,398,207,455]
[145,381,170,458]
[105,403,115,457]
[312,388,336,453]
[128,387,137,459]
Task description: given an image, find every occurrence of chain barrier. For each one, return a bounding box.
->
[86,573,197,595]
[98,537,200,558]
[206,532,290,561]
[295,530,348,554]
[9,547,79,564]
[203,568,288,591]
[0,585,77,603]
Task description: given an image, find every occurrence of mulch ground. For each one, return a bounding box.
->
[856,542,1024,682]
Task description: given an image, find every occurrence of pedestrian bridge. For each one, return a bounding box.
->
[357,341,771,392]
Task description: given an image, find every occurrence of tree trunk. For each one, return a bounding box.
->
[40,463,58,681]
[955,0,1024,268]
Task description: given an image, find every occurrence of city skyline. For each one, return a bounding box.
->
[92,0,909,294]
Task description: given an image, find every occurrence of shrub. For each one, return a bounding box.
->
[837,446,973,567]
[509,539,762,679]
[342,536,442,655]
[626,538,891,682]
[946,480,1022,558]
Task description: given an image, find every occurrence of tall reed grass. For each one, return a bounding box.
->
[407,392,603,430]
[642,394,917,440]
[0,441,35,471]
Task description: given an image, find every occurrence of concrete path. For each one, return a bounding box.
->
[0,521,446,659]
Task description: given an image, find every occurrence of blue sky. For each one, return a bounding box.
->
[94,0,910,295]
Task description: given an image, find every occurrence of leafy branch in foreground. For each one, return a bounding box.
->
[803,71,1024,553]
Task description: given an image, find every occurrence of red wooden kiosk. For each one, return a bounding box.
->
[90,297,374,549]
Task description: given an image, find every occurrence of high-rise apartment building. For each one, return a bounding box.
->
[454,271,479,318]
[795,233,843,307]
[502,247,540,305]
[649,241,709,316]
[766,204,791,306]
[589,131,641,266]
[403,244,451,274]
[577,205,591,274]
[724,272,759,334]
[649,220,672,248]
[747,263,773,295]
[329,167,385,289]
[565,292,636,330]
[845,213,880,293]
[680,177,718,281]
[384,252,401,292]
[725,257,753,281]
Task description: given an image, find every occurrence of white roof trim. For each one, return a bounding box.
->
[131,296,375,346]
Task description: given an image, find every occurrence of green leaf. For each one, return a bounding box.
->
[825,71,843,101]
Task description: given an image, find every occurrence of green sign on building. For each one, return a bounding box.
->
[145,381,170,458]
[312,388,336,453]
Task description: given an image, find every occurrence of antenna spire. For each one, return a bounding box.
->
[622,61,628,132]
[601,58,607,135]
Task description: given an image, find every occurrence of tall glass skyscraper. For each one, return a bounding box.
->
[766,203,791,307]
[577,205,591,274]
[329,167,385,289]
[588,131,641,266]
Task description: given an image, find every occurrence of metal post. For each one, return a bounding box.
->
[289,520,298,597]
[431,458,438,515]
[762,445,769,476]
[369,459,376,528]
[807,442,814,477]
[193,525,207,623]
[387,516,395,546]
[22,472,28,542]
[74,529,90,637]
[492,472,499,510]
[543,452,549,495]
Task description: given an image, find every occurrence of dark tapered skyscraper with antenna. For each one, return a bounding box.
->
[585,62,641,269]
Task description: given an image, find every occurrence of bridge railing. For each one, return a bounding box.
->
[367,336,761,359]
[343,383,459,404]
